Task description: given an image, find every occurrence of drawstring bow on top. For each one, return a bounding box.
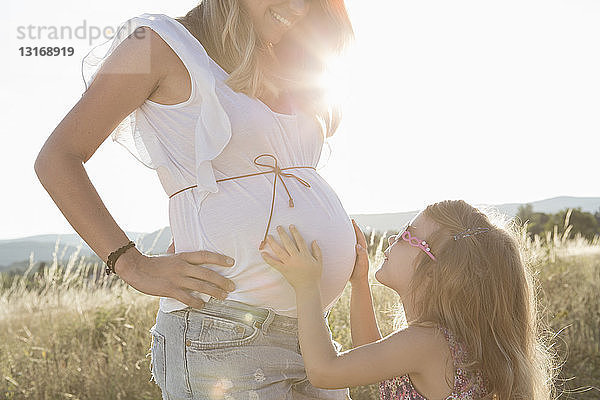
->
[168,153,316,250]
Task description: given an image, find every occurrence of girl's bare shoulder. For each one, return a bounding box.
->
[399,325,453,366]
[400,325,456,397]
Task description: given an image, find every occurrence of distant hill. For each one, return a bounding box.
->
[1,196,598,270]
[494,196,600,216]
[0,228,172,273]
[353,196,600,233]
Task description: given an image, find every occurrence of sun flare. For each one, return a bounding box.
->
[318,51,356,107]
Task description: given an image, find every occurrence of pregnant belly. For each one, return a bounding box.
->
[194,171,356,316]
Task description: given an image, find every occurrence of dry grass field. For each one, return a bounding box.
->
[1,223,598,399]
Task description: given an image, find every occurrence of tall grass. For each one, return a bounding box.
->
[0,223,598,399]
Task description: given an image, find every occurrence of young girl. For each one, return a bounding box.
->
[260,200,556,399]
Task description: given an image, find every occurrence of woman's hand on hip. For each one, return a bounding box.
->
[349,219,369,285]
[259,225,323,291]
[117,240,236,310]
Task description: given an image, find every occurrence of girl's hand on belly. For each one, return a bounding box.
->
[259,225,323,291]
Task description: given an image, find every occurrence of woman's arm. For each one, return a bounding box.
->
[34,27,235,308]
[34,26,167,272]
[35,150,145,274]
[349,220,382,346]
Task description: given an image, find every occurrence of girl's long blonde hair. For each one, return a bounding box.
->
[405,200,557,399]
[175,0,354,137]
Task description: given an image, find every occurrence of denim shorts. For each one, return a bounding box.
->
[148,298,351,400]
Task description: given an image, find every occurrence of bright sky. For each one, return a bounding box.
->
[1,0,599,240]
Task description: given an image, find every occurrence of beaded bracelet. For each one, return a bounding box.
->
[105,240,136,276]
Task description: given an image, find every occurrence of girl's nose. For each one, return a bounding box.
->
[289,0,310,15]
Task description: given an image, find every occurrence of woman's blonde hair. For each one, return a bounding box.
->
[175,0,354,137]
[404,200,558,400]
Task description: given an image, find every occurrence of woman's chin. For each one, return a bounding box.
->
[260,28,284,46]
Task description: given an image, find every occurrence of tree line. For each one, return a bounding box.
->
[517,204,600,240]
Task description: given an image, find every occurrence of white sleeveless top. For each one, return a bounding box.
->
[82,13,356,317]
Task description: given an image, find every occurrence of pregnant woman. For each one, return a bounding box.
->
[34,1,355,399]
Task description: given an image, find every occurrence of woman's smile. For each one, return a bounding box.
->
[239,0,311,44]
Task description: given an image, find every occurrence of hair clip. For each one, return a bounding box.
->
[453,227,490,241]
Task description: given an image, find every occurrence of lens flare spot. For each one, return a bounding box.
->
[210,378,234,399]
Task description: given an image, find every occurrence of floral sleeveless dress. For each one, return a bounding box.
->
[379,326,489,400]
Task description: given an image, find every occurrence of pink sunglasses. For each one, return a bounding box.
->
[391,223,437,261]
